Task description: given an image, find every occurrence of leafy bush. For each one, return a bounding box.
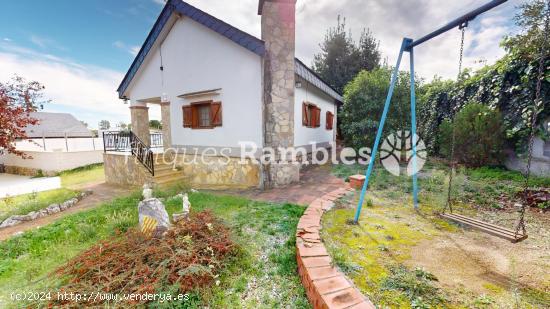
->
[341,67,416,150]
[438,102,505,167]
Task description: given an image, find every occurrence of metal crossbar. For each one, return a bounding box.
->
[354,0,508,222]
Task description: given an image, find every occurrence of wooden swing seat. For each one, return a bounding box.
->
[439,213,528,243]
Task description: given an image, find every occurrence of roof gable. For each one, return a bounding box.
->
[117,0,342,103]
[24,112,92,138]
[117,0,265,98]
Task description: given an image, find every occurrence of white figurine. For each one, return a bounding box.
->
[142,184,153,200]
[182,193,191,217]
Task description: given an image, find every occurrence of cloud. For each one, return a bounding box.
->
[3,38,11,42]
[180,0,517,81]
[0,42,132,127]
[130,46,141,56]
[113,40,141,56]
[152,0,167,5]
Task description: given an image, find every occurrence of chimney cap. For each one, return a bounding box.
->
[258,0,296,15]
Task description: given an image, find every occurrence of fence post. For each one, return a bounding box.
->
[42,132,46,151]
[65,132,69,152]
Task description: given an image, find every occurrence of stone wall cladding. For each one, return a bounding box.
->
[261,0,300,187]
[130,106,151,146]
[296,187,376,309]
[4,165,56,177]
[103,153,152,187]
[160,103,172,149]
[176,155,260,189]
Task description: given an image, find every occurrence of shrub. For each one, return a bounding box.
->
[341,67,415,150]
[438,102,505,167]
[48,210,235,306]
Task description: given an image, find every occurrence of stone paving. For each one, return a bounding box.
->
[235,165,347,205]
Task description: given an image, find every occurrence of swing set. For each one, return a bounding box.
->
[354,0,548,243]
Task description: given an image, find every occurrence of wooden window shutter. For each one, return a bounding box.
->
[191,105,199,128]
[183,106,192,127]
[314,107,321,127]
[326,111,333,130]
[302,102,309,126]
[210,102,222,127]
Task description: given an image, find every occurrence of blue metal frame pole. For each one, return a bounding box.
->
[409,46,419,210]
[354,38,410,223]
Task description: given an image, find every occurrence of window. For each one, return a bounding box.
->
[302,102,321,128]
[326,111,334,130]
[183,100,222,129]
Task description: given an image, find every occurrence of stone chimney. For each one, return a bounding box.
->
[259,0,299,187]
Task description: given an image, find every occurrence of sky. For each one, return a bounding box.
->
[0,0,521,129]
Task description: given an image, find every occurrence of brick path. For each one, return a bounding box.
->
[234,165,347,205]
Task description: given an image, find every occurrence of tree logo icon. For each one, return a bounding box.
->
[379,130,427,176]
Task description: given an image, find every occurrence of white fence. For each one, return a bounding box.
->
[15,137,103,152]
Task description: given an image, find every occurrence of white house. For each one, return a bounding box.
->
[0,112,103,176]
[103,0,342,189]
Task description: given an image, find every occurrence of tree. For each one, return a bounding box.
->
[149,119,162,130]
[340,67,416,150]
[358,28,381,72]
[118,122,127,130]
[313,16,362,94]
[502,0,549,60]
[418,0,549,154]
[438,102,505,167]
[99,120,110,130]
[80,121,89,128]
[0,76,47,158]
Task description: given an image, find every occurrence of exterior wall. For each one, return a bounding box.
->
[505,137,550,177]
[103,153,151,187]
[175,155,260,189]
[294,77,337,148]
[126,17,263,148]
[1,150,103,176]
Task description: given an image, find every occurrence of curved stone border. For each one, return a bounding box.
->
[0,190,93,229]
[296,186,375,309]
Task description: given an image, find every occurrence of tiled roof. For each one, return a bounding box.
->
[295,58,343,102]
[24,112,92,138]
[117,0,342,103]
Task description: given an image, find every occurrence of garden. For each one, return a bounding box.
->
[325,163,549,308]
[0,183,310,308]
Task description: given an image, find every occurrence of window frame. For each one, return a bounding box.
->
[182,100,222,129]
[302,102,321,128]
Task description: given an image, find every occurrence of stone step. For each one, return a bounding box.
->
[153,170,183,182]
[154,165,178,174]
[153,175,187,186]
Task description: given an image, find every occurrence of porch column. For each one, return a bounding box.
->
[130,104,150,146]
[160,102,172,149]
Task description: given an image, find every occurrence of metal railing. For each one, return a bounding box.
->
[103,131,155,176]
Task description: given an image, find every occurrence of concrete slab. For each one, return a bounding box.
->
[0,174,61,198]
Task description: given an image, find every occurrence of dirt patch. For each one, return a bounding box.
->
[407,232,549,296]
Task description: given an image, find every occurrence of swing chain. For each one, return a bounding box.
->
[516,3,550,237]
[443,25,467,214]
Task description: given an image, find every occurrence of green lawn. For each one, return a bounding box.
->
[0,188,79,222]
[325,162,550,308]
[0,164,105,223]
[0,187,310,308]
[59,163,105,188]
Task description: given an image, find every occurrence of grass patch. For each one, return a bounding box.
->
[0,189,309,308]
[59,163,104,188]
[0,188,79,222]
